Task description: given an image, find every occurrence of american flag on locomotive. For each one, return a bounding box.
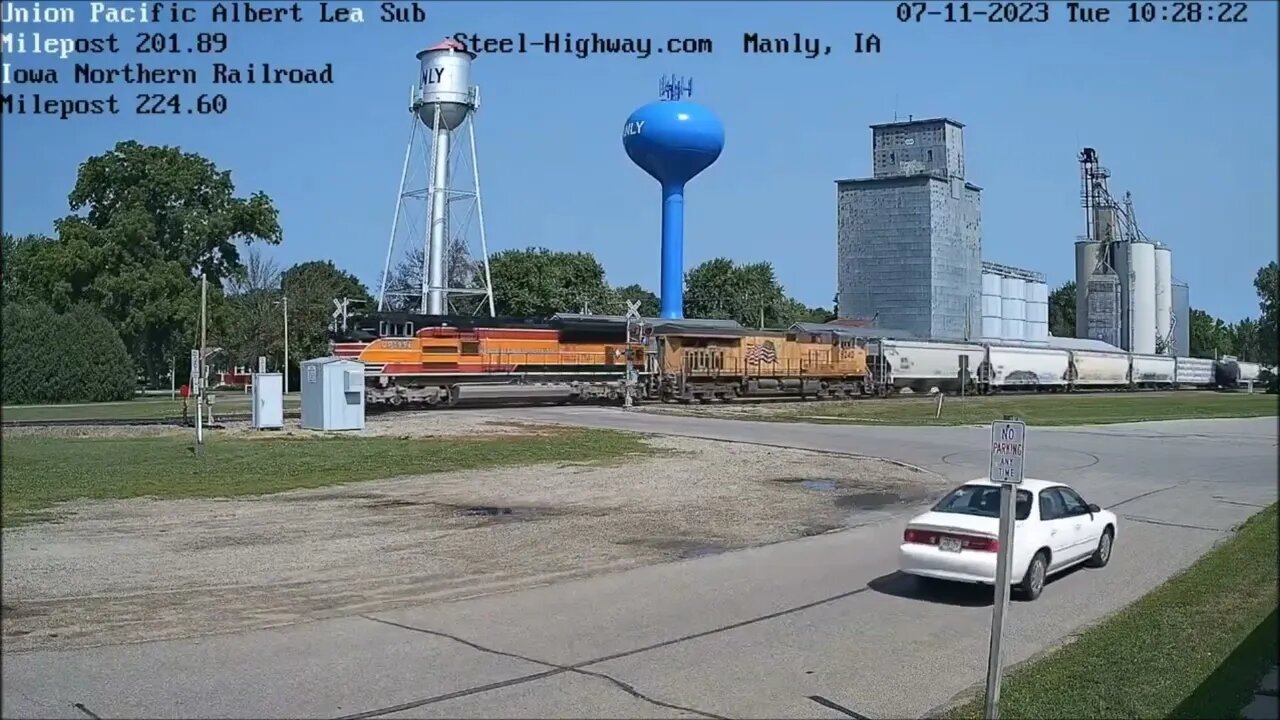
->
[745,341,778,365]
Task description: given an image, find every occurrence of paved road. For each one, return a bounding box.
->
[3,414,1276,719]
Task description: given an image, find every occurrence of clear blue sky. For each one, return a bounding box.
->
[2,0,1276,322]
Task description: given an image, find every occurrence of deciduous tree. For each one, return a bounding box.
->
[13,141,282,384]
[280,261,372,366]
[1254,261,1277,365]
[1048,281,1076,338]
[488,247,612,317]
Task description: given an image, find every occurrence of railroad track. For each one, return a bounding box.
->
[0,387,1225,428]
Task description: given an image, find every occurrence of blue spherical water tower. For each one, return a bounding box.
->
[623,76,724,319]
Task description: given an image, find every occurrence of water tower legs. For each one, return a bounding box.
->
[377,109,495,318]
[660,183,686,319]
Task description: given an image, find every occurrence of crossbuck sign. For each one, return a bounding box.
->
[988,420,1026,485]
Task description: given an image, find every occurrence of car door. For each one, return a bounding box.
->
[1037,489,1075,570]
[1057,486,1100,559]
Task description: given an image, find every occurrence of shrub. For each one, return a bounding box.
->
[1,302,135,404]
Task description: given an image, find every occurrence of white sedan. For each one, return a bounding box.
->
[898,478,1118,601]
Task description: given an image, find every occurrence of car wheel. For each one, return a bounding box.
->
[1085,527,1114,568]
[1016,551,1048,601]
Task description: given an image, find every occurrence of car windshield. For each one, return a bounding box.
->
[932,484,1033,521]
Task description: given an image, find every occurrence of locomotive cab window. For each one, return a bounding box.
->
[379,321,415,337]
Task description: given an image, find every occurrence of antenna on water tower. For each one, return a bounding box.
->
[623,76,724,319]
[377,39,496,317]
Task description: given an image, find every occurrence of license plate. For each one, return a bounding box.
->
[939,537,962,553]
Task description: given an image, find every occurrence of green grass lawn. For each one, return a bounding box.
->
[946,504,1279,719]
[1,393,301,422]
[0,428,652,526]
[768,392,1278,427]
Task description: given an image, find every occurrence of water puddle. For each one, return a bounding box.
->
[775,478,908,512]
[834,492,902,510]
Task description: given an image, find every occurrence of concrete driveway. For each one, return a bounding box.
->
[2,414,1275,719]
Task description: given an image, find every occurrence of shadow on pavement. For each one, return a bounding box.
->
[867,571,993,607]
[868,565,1093,606]
[1169,607,1278,719]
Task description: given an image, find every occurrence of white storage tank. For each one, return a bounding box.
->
[980,273,1003,340]
[300,357,366,431]
[1122,241,1157,355]
[251,372,284,429]
[1154,243,1173,353]
[1000,277,1027,341]
[1025,281,1049,343]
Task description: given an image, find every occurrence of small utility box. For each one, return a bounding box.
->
[251,372,284,429]
[300,357,365,431]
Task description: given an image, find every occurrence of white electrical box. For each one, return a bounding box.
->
[251,372,284,430]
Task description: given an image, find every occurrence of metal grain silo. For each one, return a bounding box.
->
[1119,241,1157,355]
[1154,243,1173,353]
[981,272,1003,339]
[1000,276,1027,341]
[1025,281,1049,342]
[1172,281,1190,357]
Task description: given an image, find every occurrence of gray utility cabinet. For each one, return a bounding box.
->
[299,357,366,431]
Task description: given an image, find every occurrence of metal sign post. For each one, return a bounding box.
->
[623,300,643,408]
[984,417,1026,720]
[191,348,203,452]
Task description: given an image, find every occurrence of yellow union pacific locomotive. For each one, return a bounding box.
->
[330,310,872,407]
[649,327,871,403]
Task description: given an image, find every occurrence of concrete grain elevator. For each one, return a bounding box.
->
[836,118,982,339]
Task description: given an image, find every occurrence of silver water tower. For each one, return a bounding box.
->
[378,39,495,317]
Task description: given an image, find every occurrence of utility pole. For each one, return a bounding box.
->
[196,273,207,453]
[282,295,290,395]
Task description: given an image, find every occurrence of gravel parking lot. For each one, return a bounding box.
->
[1,433,946,652]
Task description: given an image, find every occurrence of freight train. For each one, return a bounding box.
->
[328,308,1268,407]
[866,339,1268,395]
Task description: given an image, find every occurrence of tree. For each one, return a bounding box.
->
[1254,262,1277,365]
[383,239,485,314]
[2,302,135,404]
[488,247,612,317]
[1,233,56,305]
[683,258,793,328]
[14,141,282,384]
[1189,308,1234,358]
[226,246,281,296]
[609,284,660,317]
[280,261,372,366]
[1048,281,1076,338]
[1227,318,1263,362]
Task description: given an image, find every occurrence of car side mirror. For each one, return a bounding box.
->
[1087,503,1100,514]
